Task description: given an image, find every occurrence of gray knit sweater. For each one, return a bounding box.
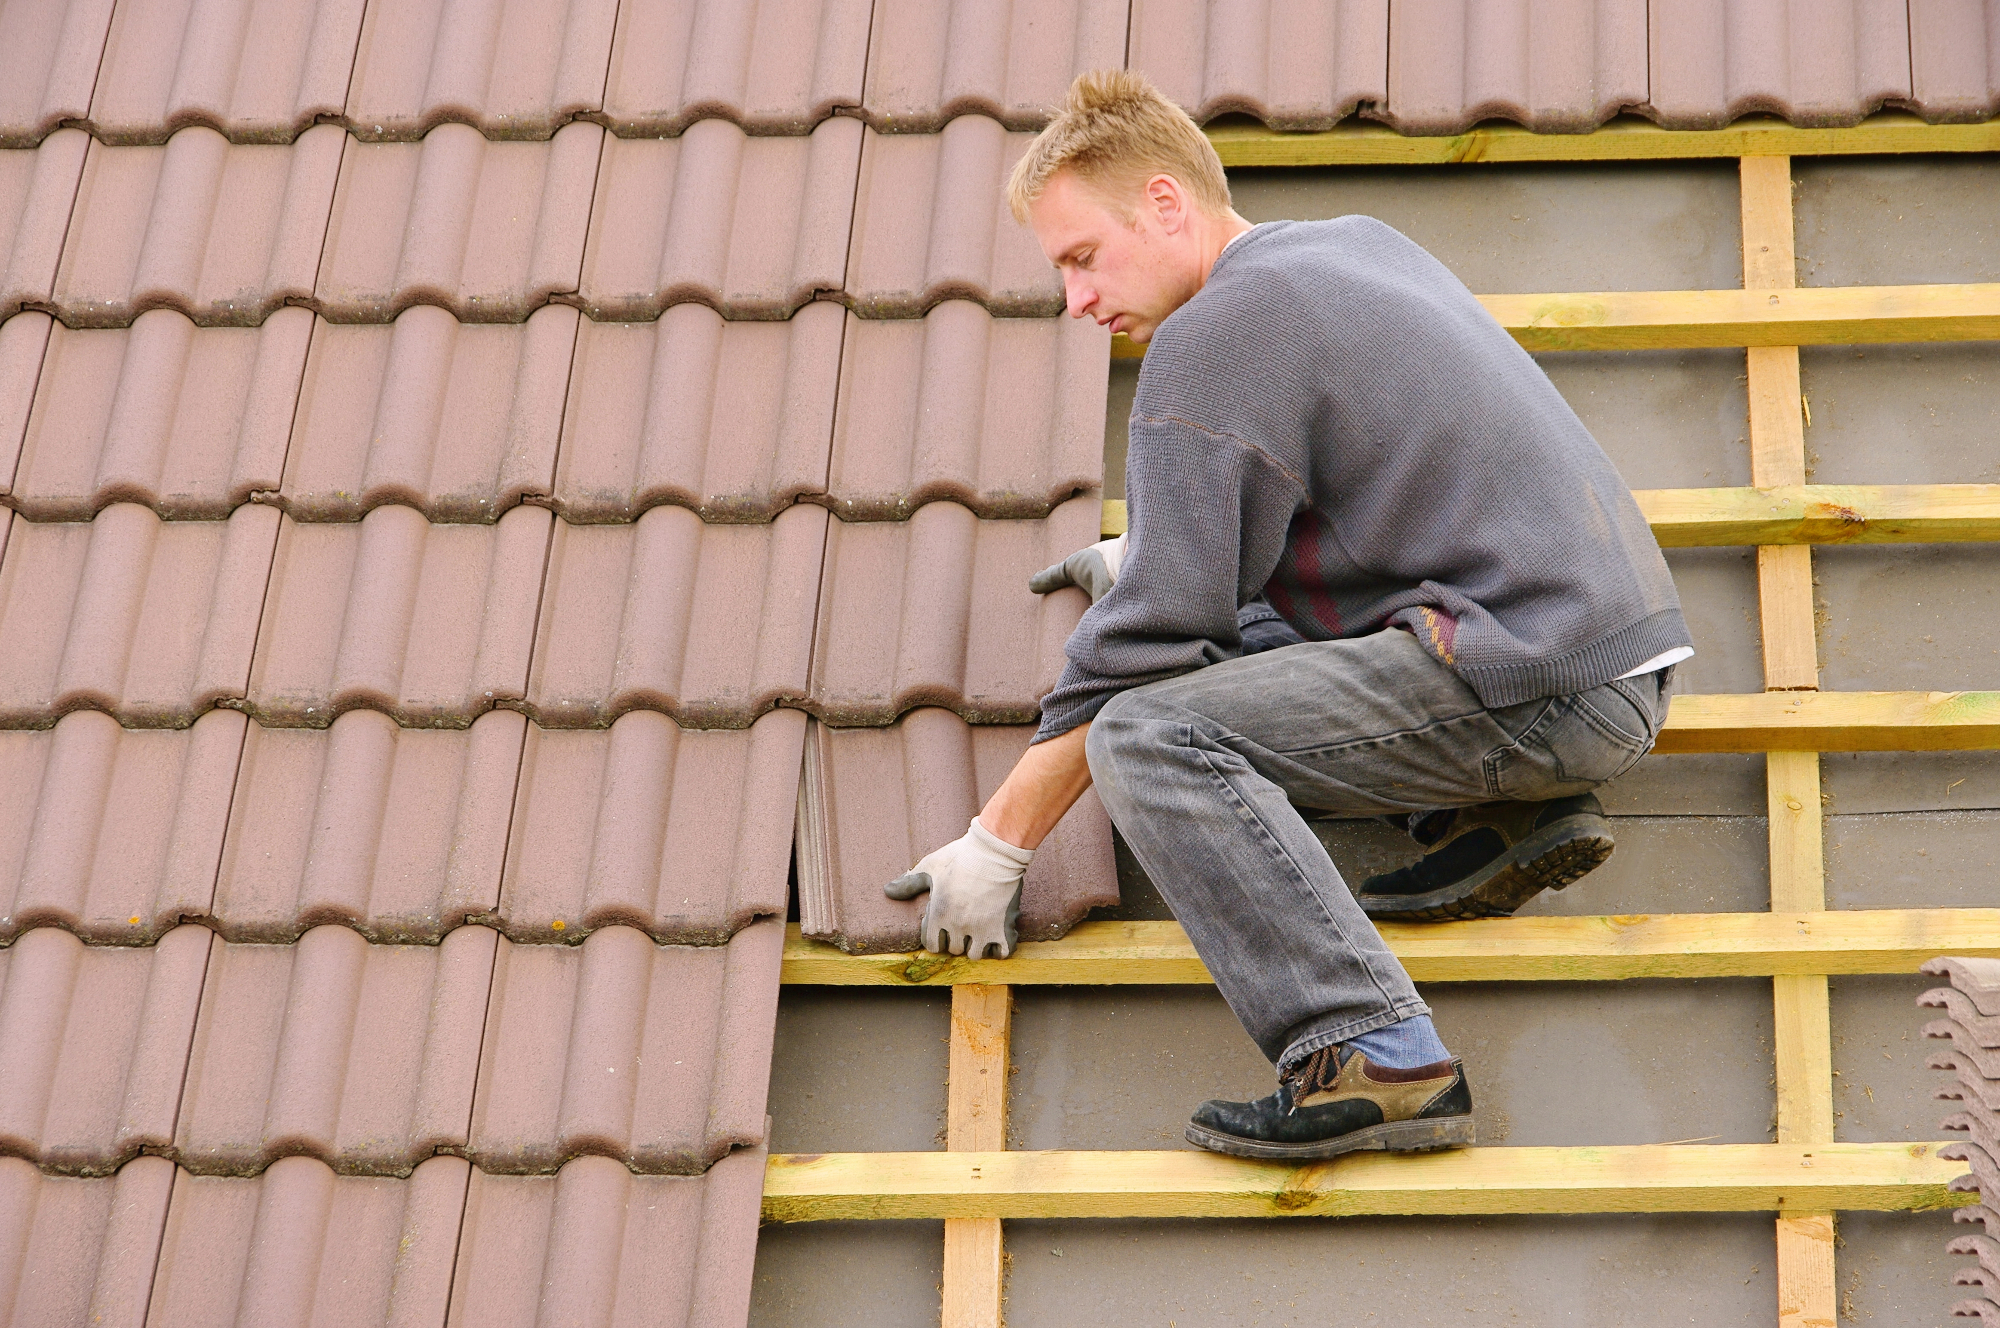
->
[1034,216,1690,742]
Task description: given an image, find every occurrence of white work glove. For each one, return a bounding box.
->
[1029,533,1127,603]
[883,818,1034,959]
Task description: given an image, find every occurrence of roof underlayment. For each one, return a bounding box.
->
[1,0,1998,1324]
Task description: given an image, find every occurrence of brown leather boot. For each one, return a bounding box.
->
[1357,793,1614,922]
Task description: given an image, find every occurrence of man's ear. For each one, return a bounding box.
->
[1144,173,1189,234]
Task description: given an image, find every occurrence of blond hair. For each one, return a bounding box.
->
[1007,69,1231,223]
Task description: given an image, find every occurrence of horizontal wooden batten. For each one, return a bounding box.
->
[1206,112,2000,168]
[1103,486,2000,544]
[1660,690,2000,752]
[762,1142,1965,1222]
[1107,283,2000,359]
[782,908,2000,987]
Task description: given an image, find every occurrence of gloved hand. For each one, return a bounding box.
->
[1029,533,1127,603]
[883,817,1034,959]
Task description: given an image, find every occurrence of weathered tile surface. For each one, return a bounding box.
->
[317,121,598,323]
[500,709,802,943]
[0,709,242,944]
[147,1154,466,1328]
[599,0,871,134]
[1910,1,2000,122]
[468,921,782,1174]
[809,496,1094,725]
[174,923,494,1176]
[526,502,826,729]
[827,300,1107,519]
[248,503,549,728]
[212,709,523,942]
[0,925,212,1175]
[846,115,1062,318]
[1649,0,1914,128]
[87,0,367,145]
[554,300,841,523]
[283,303,575,521]
[54,126,343,328]
[8,308,309,520]
[797,708,1119,952]
[578,116,860,320]
[862,0,1131,131]
[0,503,279,729]
[0,1154,173,1327]
[1385,0,1648,133]
[346,0,620,141]
[0,130,90,318]
[1130,0,1389,129]
[450,1147,767,1328]
[0,0,115,148]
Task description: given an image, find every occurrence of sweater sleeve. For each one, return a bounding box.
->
[1032,409,1306,741]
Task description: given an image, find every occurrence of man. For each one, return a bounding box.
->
[884,70,1691,1162]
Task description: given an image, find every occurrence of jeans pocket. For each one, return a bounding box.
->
[1483,682,1654,801]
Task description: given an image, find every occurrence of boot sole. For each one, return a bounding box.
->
[1184,1112,1477,1161]
[1357,814,1614,923]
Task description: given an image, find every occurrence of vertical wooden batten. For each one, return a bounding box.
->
[1742,154,1838,1328]
[943,983,1012,1327]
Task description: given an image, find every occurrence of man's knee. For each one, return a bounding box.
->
[1083,686,1170,785]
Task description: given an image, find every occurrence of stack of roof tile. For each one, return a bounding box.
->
[1920,957,2000,1325]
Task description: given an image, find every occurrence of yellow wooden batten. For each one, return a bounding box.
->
[762,1142,1966,1222]
[1102,485,2000,543]
[1109,282,2000,359]
[1204,112,2000,168]
[1658,690,2000,752]
[782,908,2000,987]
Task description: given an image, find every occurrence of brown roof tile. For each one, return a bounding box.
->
[212,709,522,943]
[1648,0,1913,129]
[147,1154,466,1328]
[247,503,549,728]
[0,130,89,318]
[0,0,114,149]
[175,923,493,1175]
[847,115,1062,318]
[826,300,1107,520]
[8,308,309,521]
[1130,0,1389,130]
[0,503,279,729]
[0,924,211,1175]
[284,304,575,522]
[500,709,802,943]
[1911,3,2000,122]
[0,311,55,494]
[1384,0,1647,134]
[54,126,342,329]
[600,0,871,135]
[554,301,841,523]
[86,0,366,146]
[317,121,598,324]
[525,503,824,728]
[796,708,1119,952]
[808,496,1093,725]
[449,1146,765,1327]
[345,0,619,142]
[0,1154,173,1325]
[467,920,781,1174]
[577,116,860,320]
[0,709,242,945]
[861,0,1131,131]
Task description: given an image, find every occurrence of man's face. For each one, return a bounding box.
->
[1028,170,1200,345]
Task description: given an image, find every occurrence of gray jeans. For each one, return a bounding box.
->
[1084,628,1671,1069]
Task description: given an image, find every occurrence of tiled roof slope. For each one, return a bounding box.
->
[861,0,1132,131]
[0,6,1120,1320]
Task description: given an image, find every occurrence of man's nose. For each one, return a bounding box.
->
[1063,272,1095,318]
